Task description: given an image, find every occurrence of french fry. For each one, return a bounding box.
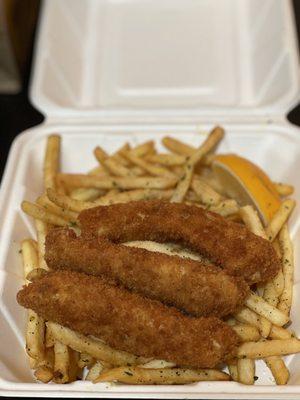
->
[264,356,290,385]
[45,326,55,348]
[239,205,267,239]
[278,224,294,315]
[35,219,49,270]
[273,182,294,197]
[86,361,107,382]
[235,307,277,338]
[171,127,224,202]
[238,338,300,359]
[22,201,68,227]
[78,353,94,369]
[70,166,108,201]
[269,325,292,340]
[47,188,173,213]
[29,356,38,369]
[34,366,54,383]
[122,151,175,177]
[237,359,255,385]
[26,310,45,362]
[70,187,106,201]
[272,269,285,297]
[53,341,71,384]
[21,239,38,280]
[21,239,45,363]
[104,158,139,177]
[94,367,230,384]
[162,137,195,156]
[146,153,187,166]
[46,322,148,366]
[245,292,289,326]
[263,282,279,308]
[227,363,238,382]
[44,135,60,189]
[265,199,296,241]
[130,141,155,157]
[209,199,239,217]
[232,324,260,342]
[37,194,78,223]
[234,307,261,329]
[140,360,176,369]
[191,176,222,206]
[273,238,282,259]
[58,174,177,190]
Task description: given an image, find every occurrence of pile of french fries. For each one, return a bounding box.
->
[20,127,297,385]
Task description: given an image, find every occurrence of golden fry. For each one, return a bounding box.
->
[265,199,296,241]
[22,201,68,227]
[58,173,177,190]
[264,356,290,385]
[278,224,294,315]
[34,366,54,383]
[44,135,60,189]
[273,182,294,197]
[95,366,230,384]
[47,322,148,366]
[237,359,255,385]
[171,127,224,202]
[245,292,289,326]
[238,338,300,359]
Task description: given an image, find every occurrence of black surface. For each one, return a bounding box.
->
[0,2,300,400]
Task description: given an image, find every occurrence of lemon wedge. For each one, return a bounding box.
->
[212,154,281,225]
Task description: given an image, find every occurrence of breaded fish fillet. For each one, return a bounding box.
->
[45,228,249,317]
[79,200,280,284]
[17,271,239,368]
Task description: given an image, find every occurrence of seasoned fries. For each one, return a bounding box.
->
[274,182,294,197]
[21,201,68,227]
[238,338,300,359]
[53,341,71,384]
[44,135,60,189]
[278,224,294,315]
[58,174,177,190]
[171,127,224,202]
[94,367,230,384]
[21,239,45,363]
[47,322,148,366]
[237,359,255,385]
[34,366,54,383]
[265,199,296,241]
[265,356,290,385]
[19,128,297,387]
[232,324,260,342]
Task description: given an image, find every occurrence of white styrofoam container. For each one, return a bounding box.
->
[0,0,300,398]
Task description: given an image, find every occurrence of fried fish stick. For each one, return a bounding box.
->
[79,201,280,284]
[17,271,239,369]
[45,228,248,317]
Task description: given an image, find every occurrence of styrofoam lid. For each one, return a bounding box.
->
[30,0,300,122]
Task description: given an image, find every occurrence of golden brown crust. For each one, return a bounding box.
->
[79,200,280,284]
[45,228,249,317]
[17,271,239,368]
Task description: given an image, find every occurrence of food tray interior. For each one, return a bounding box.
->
[0,123,299,397]
[31,0,299,118]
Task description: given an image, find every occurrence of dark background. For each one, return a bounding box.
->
[1,1,300,182]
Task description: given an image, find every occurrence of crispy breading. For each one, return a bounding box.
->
[17,271,239,368]
[79,200,280,284]
[45,228,249,317]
